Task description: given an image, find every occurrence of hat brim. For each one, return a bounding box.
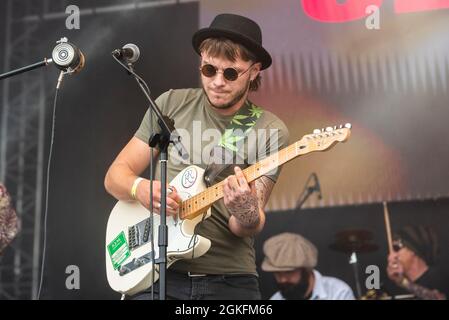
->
[261,260,299,272]
[192,27,272,70]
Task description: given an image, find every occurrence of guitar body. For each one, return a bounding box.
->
[105,165,211,296]
[104,124,352,296]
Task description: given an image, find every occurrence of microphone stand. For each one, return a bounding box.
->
[114,58,188,300]
[0,58,66,89]
[0,58,53,80]
[295,173,317,209]
[349,252,363,299]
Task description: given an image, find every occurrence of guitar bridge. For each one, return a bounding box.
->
[119,252,153,276]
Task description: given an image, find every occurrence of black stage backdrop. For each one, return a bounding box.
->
[39,3,199,299]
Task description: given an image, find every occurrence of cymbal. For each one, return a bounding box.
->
[334,229,373,242]
[330,229,378,253]
[329,241,378,254]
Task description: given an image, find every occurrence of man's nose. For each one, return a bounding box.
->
[388,252,398,261]
[277,275,288,283]
[212,71,226,86]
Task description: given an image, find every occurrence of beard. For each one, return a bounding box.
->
[278,270,312,300]
[204,79,251,110]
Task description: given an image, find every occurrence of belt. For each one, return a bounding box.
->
[181,271,250,278]
[174,270,253,278]
[169,269,209,277]
[187,272,208,277]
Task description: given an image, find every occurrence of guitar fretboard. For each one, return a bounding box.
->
[179,141,305,219]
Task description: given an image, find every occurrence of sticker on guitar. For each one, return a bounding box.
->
[181,167,198,188]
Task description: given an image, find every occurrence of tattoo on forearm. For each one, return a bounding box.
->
[228,193,260,228]
[227,176,274,228]
[255,176,274,209]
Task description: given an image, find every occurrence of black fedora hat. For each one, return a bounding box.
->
[192,13,272,70]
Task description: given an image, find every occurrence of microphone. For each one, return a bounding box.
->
[312,173,322,200]
[112,43,140,64]
[51,38,85,74]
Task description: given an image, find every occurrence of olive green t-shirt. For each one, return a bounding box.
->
[135,88,289,275]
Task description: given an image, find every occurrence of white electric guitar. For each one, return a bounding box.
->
[105,124,352,295]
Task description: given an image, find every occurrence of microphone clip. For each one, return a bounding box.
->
[52,37,85,75]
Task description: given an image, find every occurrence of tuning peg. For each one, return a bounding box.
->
[345,123,352,129]
[339,124,343,129]
[313,129,321,134]
[325,127,333,132]
[334,126,337,130]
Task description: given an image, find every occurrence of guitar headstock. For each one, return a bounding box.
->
[299,123,352,153]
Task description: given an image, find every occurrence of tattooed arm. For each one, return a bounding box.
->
[224,167,275,238]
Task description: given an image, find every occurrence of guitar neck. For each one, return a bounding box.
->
[179,140,306,219]
[179,125,350,220]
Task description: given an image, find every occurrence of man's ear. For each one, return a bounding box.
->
[250,62,262,81]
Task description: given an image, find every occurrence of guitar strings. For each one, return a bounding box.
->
[189,209,209,260]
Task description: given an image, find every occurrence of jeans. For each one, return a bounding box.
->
[129,269,261,300]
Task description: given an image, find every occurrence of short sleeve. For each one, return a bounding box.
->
[257,118,290,183]
[134,90,171,144]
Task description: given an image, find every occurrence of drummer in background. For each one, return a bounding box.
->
[0,183,20,255]
[262,232,355,300]
[386,225,449,299]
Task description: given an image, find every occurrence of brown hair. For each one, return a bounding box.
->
[199,38,261,91]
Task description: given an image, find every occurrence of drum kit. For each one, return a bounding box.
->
[329,228,378,299]
[328,228,415,300]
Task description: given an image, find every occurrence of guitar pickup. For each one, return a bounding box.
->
[128,225,139,250]
[127,218,152,250]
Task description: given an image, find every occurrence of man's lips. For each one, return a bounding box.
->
[210,89,228,95]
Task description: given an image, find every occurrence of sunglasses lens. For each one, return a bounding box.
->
[201,64,217,77]
[200,64,240,81]
[223,68,238,81]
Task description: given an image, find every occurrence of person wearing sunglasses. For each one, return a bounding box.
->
[386,225,448,299]
[105,13,289,299]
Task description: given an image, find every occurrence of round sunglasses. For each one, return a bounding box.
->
[392,239,404,252]
[200,63,255,81]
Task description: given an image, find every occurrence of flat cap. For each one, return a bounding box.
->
[262,232,318,272]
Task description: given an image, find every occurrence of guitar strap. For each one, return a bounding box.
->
[203,100,263,187]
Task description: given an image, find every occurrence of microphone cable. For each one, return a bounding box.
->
[36,84,60,300]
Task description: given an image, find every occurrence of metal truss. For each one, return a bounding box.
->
[0,0,199,300]
[0,0,57,300]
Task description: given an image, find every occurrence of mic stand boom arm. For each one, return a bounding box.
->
[0,58,53,80]
[295,173,316,209]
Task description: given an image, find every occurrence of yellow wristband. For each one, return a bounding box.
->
[131,177,144,200]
